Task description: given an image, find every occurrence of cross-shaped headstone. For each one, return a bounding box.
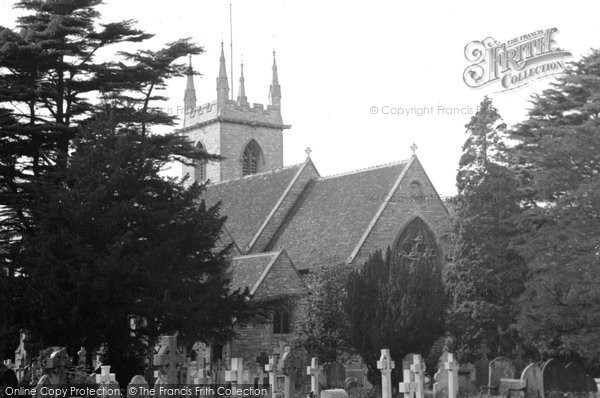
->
[399,368,418,398]
[444,354,458,398]
[306,358,322,397]
[96,365,117,384]
[265,354,280,398]
[377,349,395,398]
[410,355,426,398]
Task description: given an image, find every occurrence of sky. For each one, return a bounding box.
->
[1,0,599,196]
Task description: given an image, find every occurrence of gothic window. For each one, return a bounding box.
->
[195,142,207,182]
[273,310,290,334]
[242,140,263,176]
[392,218,439,268]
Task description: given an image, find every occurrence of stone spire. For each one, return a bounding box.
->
[217,41,230,103]
[269,51,281,107]
[183,55,196,126]
[237,61,248,106]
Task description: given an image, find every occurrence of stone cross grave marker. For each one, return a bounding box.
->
[225,358,251,386]
[307,357,322,397]
[96,365,120,398]
[410,355,426,398]
[444,354,458,398]
[265,353,280,398]
[399,368,417,398]
[377,349,395,398]
[153,335,185,386]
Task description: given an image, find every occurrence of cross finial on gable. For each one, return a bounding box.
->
[305,147,312,157]
[411,143,418,155]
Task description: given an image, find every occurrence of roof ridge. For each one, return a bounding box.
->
[318,159,410,181]
[229,250,283,261]
[206,163,304,187]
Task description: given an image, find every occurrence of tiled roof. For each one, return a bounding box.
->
[227,252,280,294]
[268,161,409,270]
[202,164,303,251]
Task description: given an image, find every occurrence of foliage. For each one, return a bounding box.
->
[345,247,445,385]
[444,96,526,362]
[293,262,351,363]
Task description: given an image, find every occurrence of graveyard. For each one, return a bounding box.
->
[2,333,600,398]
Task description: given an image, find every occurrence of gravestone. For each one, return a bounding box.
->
[127,375,149,398]
[307,358,323,397]
[265,354,279,398]
[320,389,348,398]
[542,359,566,393]
[14,330,30,382]
[410,355,426,398]
[153,335,185,386]
[324,362,345,389]
[402,353,417,370]
[96,366,121,398]
[521,363,543,398]
[475,343,491,390]
[458,363,476,396]
[77,347,87,367]
[192,342,211,368]
[399,368,417,398]
[488,356,515,393]
[377,349,395,398]
[433,353,458,398]
[565,362,587,392]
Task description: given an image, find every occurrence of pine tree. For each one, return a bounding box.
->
[508,50,600,360]
[444,97,526,361]
[345,246,445,385]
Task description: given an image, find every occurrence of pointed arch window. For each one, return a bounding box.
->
[195,142,207,183]
[242,140,263,176]
[392,218,440,268]
[273,310,290,334]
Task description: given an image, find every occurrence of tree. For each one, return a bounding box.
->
[0,0,152,354]
[508,50,600,361]
[293,262,351,363]
[444,97,526,361]
[0,0,251,380]
[345,244,445,385]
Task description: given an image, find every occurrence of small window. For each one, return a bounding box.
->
[273,311,290,334]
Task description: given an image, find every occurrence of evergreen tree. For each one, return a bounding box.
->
[0,0,250,378]
[508,51,600,360]
[345,246,445,385]
[444,97,526,361]
[293,263,351,363]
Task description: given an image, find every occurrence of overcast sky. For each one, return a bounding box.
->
[1,0,599,196]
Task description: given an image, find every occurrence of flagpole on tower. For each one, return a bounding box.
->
[230,2,234,100]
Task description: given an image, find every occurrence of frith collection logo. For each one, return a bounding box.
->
[463,28,572,91]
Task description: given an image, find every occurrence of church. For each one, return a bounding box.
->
[177,43,451,371]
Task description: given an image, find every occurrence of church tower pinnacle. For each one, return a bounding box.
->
[237,61,248,106]
[269,51,281,108]
[217,41,230,104]
[183,55,196,126]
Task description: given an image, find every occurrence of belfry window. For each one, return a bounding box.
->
[242,140,263,176]
[273,311,290,334]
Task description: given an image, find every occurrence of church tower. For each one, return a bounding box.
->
[181,44,290,183]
